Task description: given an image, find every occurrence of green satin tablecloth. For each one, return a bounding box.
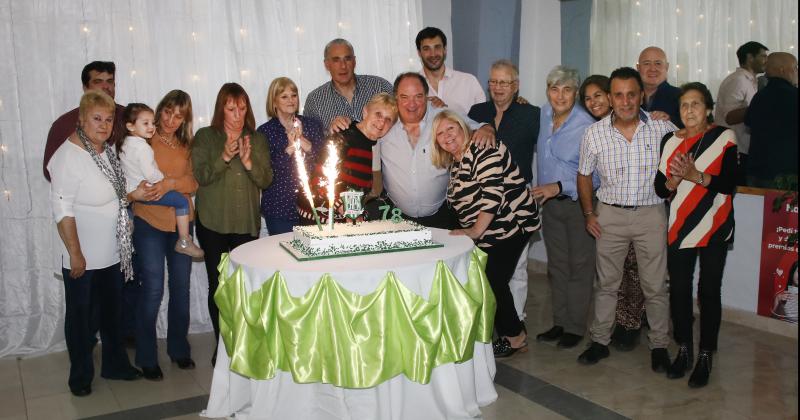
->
[214,247,496,389]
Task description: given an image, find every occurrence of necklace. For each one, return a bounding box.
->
[157,131,178,149]
[683,126,709,160]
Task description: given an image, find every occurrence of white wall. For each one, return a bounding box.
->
[519,0,561,262]
[421,0,454,70]
[518,0,561,107]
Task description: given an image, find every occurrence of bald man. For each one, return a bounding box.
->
[745,52,798,188]
[637,46,682,127]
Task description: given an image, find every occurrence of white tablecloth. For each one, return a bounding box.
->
[202,228,497,420]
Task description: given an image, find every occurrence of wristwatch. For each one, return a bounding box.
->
[697,172,704,185]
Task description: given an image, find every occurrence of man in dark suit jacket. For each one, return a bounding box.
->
[745,52,799,188]
[637,46,683,128]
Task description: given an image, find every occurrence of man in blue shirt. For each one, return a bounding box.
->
[531,66,598,349]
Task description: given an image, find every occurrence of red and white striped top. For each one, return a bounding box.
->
[656,126,738,249]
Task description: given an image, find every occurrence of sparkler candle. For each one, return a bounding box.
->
[292,119,323,231]
[321,141,339,230]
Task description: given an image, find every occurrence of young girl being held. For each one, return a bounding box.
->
[118,103,204,258]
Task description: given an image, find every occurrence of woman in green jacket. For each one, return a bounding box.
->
[192,83,273,364]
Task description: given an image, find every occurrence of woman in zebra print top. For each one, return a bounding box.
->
[431,110,541,358]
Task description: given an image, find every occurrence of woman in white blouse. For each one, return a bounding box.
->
[48,91,143,396]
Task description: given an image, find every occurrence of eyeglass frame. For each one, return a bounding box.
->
[487,79,518,88]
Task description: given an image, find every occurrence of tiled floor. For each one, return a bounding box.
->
[2,268,797,420]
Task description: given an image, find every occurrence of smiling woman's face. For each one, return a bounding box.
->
[583,83,611,119]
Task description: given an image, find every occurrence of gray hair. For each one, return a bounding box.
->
[546,65,580,89]
[324,38,354,59]
[490,59,519,80]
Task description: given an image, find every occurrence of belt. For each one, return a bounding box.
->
[602,202,641,210]
[554,195,571,201]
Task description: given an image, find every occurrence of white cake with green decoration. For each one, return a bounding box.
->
[282,220,440,260]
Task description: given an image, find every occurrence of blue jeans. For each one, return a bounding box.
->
[264,215,298,235]
[132,216,192,368]
[62,263,133,392]
[143,190,189,216]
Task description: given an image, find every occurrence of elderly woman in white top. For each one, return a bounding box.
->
[48,90,142,397]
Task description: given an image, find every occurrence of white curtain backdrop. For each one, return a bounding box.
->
[590,0,798,96]
[0,0,423,358]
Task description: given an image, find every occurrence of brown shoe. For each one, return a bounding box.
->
[175,239,204,259]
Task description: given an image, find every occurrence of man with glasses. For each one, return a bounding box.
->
[468,60,540,323]
[304,38,392,132]
[416,27,485,115]
[43,61,126,181]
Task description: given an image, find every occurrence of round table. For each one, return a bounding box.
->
[202,228,497,420]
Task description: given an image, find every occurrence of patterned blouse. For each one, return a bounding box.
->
[258,115,325,219]
[654,125,737,249]
[447,142,541,248]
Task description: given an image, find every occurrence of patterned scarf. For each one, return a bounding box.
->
[76,127,134,282]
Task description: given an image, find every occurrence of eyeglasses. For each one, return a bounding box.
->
[488,79,516,88]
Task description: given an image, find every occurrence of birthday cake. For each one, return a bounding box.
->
[282,220,440,260]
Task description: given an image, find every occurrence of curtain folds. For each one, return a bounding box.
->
[590,0,798,95]
[0,0,422,358]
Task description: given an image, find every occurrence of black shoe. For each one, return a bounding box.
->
[493,337,528,358]
[536,326,564,342]
[101,366,142,381]
[666,344,693,379]
[70,385,92,397]
[610,324,626,341]
[651,348,670,373]
[557,333,583,349]
[612,327,640,352]
[141,366,164,381]
[172,357,196,370]
[577,342,609,365]
[688,350,713,388]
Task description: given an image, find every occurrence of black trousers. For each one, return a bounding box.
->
[667,242,728,351]
[62,263,133,392]
[195,217,257,341]
[484,232,532,337]
[405,202,460,230]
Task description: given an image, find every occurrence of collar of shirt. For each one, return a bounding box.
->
[420,65,453,82]
[735,67,757,83]
[325,74,364,98]
[609,108,650,129]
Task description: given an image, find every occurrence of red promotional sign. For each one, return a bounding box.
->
[756,191,798,323]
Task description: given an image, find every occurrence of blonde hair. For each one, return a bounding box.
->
[266,77,299,119]
[363,93,399,123]
[155,90,194,146]
[78,90,115,123]
[430,110,472,169]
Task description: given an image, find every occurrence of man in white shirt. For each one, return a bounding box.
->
[380,73,494,229]
[416,27,485,115]
[715,41,768,184]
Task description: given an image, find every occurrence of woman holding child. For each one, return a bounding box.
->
[125,90,199,380]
